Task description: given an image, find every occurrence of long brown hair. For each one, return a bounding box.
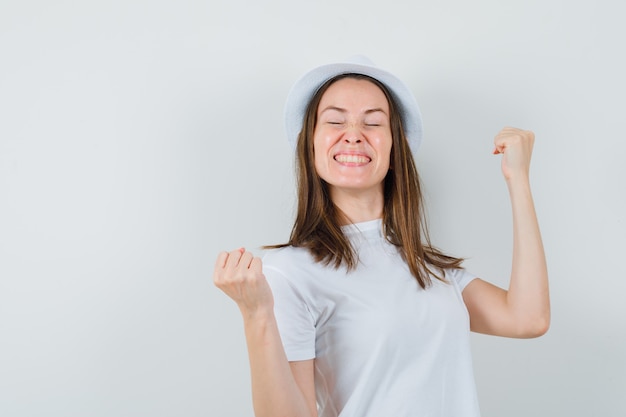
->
[268,73,463,289]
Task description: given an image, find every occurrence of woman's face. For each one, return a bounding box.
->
[313,77,393,200]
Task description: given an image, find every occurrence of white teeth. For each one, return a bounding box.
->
[335,154,370,164]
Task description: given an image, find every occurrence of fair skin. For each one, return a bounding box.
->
[313,78,393,223]
[213,79,549,417]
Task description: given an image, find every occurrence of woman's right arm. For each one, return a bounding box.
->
[213,249,317,417]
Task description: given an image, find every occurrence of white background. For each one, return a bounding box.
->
[1,0,625,416]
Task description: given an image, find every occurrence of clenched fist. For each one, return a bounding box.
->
[493,127,535,182]
[213,248,274,318]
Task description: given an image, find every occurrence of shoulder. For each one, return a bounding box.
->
[262,245,338,296]
[262,247,323,314]
[261,245,322,285]
[443,267,478,291]
[262,245,313,270]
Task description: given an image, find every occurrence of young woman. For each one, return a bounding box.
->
[213,56,549,417]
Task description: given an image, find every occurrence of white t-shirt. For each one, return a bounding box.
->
[263,219,481,417]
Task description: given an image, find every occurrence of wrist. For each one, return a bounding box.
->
[505,173,531,190]
[241,308,281,348]
[240,305,276,326]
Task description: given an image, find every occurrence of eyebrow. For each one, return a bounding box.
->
[319,106,388,116]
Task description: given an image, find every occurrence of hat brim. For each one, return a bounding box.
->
[284,56,423,155]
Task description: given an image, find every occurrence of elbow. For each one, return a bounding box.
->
[519,314,550,338]
[528,319,550,338]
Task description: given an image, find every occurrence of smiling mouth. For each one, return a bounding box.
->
[334,154,371,164]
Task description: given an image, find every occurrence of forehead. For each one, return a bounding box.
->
[317,77,390,111]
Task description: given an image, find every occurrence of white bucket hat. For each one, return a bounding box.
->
[284,55,423,154]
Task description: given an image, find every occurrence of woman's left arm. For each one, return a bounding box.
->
[462,127,550,338]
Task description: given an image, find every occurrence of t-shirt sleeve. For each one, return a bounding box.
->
[264,265,316,361]
[445,267,478,292]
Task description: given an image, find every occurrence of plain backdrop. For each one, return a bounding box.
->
[1,0,625,416]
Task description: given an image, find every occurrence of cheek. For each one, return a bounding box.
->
[377,137,393,167]
[311,138,325,176]
[313,151,331,180]
[312,134,330,163]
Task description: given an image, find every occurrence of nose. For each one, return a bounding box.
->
[344,136,362,144]
[343,126,363,144]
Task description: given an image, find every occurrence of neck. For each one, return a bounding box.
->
[330,187,384,225]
